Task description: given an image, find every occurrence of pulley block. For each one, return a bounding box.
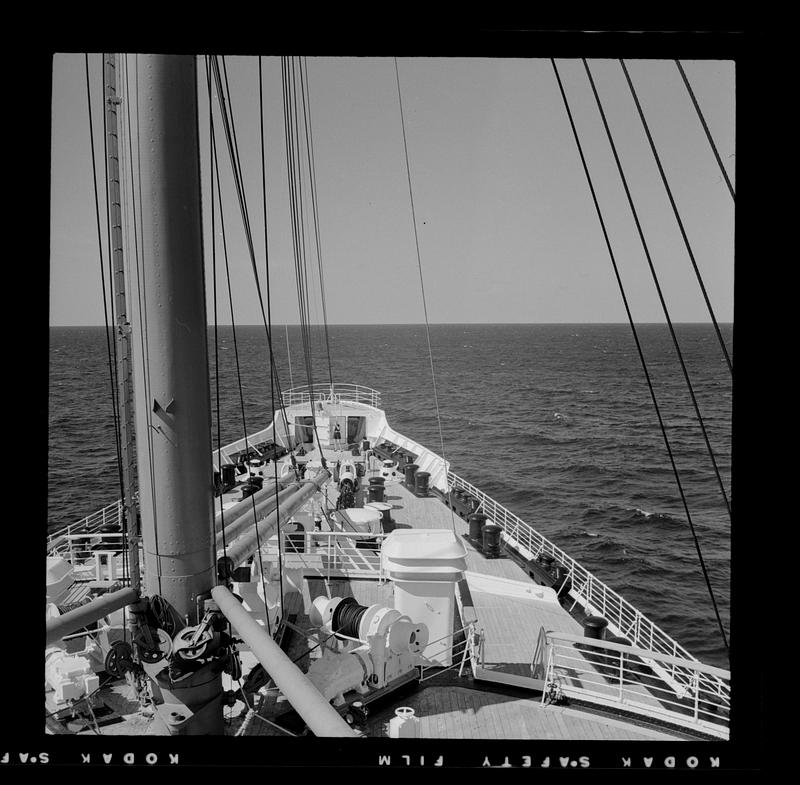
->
[134,626,173,664]
[104,640,134,677]
[172,625,213,661]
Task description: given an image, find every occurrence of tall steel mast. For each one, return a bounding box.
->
[131,54,222,734]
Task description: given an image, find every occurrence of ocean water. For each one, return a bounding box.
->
[48,323,732,668]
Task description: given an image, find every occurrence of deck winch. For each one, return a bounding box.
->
[338,459,359,492]
[304,596,429,705]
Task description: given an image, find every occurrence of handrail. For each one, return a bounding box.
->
[258,530,385,582]
[280,383,382,409]
[47,499,124,553]
[418,621,477,683]
[539,631,730,739]
[447,470,706,677]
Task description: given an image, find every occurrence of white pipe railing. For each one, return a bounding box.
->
[418,622,478,683]
[47,499,124,553]
[539,631,730,739]
[257,530,386,582]
[447,470,712,688]
[281,383,382,408]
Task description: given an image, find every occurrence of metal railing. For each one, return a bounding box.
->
[538,631,730,740]
[446,470,725,697]
[47,500,124,555]
[257,530,386,582]
[280,384,382,409]
[419,621,479,682]
[48,532,140,584]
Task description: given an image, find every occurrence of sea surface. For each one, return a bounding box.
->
[48,323,732,668]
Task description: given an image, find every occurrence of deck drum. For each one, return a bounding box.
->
[240,483,257,500]
[583,616,608,640]
[249,475,264,491]
[404,463,418,486]
[415,471,430,496]
[481,522,502,557]
[370,476,386,486]
[539,553,555,570]
[368,483,385,503]
[365,501,393,529]
[469,513,488,541]
[221,463,237,488]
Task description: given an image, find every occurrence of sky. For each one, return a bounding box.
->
[49,54,735,326]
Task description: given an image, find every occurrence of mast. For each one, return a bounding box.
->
[131,54,221,734]
[103,53,140,592]
[132,55,216,623]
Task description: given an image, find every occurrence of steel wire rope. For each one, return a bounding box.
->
[86,53,140,611]
[620,59,733,375]
[205,56,231,592]
[213,55,296,547]
[584,59,731,521]
[551,58,728,652]
[299,56,334,389]
[115,54,138,608]
[284,59,317,401]
[214,58,294,426]
[212,57,296,467]
[284,60,316,403]
[258,54,286,636]
[211,55,290,617]
[99,55,126,508]
[393,57,457,533]
[86,54,127,552]
[282,57,328,467]
[675,60,736,202]
[208,71,277,626]
[206,59,271,639]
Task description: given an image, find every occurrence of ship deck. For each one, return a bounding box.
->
[49,447,702,740]
[238,470,689,740]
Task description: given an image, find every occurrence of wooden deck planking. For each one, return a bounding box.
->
[364,685,682,740]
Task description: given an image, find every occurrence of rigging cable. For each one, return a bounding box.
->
[675,60,736,202]
[620,59,732,376]
[393,57,457,533]
[258,54,286,631]
[115,54,138,606]
[205,56,230,589]
[208,63,259,579]
[211,55,291,614]
[86,54,127,543]
[551,58,728,651]
[584,59,731,521]
[299,56,335,389]
[282,56,328,465]
[86,53,139,606]
[211,57,296,469]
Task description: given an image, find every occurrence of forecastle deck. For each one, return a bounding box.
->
[240,474,690,740]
